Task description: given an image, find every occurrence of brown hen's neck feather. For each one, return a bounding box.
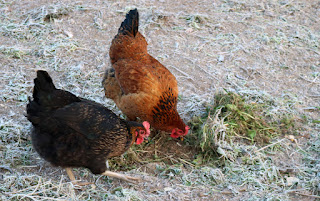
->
[168,112,187,131]
[152,107,186,132]
[150,88,186,131]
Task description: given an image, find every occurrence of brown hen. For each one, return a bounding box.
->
[103,9,189,138]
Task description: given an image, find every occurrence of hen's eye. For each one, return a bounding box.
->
[140,130,145,135]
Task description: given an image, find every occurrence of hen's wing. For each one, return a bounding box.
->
[113,60,158,95]
[112,58,179,122]
[113,59,177,96]
[53,102,121,140]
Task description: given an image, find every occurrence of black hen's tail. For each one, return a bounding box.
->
[30,70,80,109]
[27,70,80,125]
[27,70,56,125]
[33,70,56,103]
[118,8,139,37]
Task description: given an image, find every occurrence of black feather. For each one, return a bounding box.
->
[118,8,139,37]
[26,70,146,174]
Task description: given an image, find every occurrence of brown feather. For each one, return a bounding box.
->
[103,9,188,135]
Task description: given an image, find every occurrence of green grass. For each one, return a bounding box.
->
[0,46,27,59]
[187,90,300,163]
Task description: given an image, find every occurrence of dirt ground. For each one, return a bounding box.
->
[0,0,319,200]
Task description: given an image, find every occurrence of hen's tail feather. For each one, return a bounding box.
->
[118,9,139,37]
[26,98,41,125]
[27,70,56,125]
[33,70,56,102]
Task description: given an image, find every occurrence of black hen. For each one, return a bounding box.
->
[26,70,150,184]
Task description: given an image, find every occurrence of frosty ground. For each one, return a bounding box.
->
[0,0,319,200]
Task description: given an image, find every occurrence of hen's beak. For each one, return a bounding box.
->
[178,136,184,141]
[144,136,149,143]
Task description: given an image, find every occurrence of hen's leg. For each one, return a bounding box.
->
[65,168,93,186]
[101,170,141,183]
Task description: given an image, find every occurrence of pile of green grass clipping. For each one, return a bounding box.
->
[188,90,298,163]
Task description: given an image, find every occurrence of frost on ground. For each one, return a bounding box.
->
[0,0,319,200]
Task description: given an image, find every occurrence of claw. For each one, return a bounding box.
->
[71,180,94,186]
[65,168,93,186]
[101,170,141,183]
